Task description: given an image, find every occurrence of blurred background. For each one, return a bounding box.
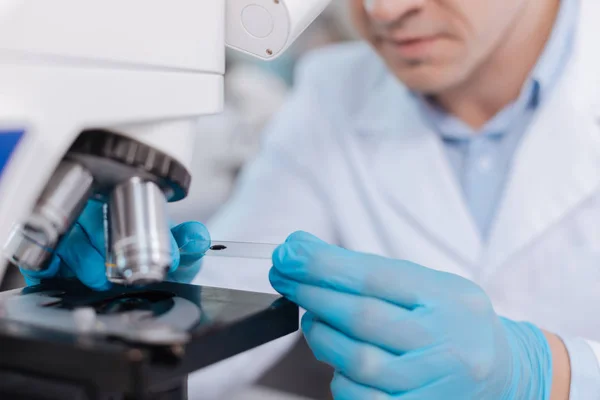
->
[168,0,356,225]
[168,2,356,399]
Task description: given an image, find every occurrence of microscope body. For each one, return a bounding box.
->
[0,1,226,286]
[0,2,331,397]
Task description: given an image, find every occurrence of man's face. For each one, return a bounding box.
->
[351,0,528,93]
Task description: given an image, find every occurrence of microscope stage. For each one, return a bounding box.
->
[0,280,298,399]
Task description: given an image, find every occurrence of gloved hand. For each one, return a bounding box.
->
[21,200,211,290]
[270,231,553,400]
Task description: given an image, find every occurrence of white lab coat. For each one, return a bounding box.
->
[188,0,600,397]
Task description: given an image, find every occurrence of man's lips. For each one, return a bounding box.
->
[384,34,440,45]
[379,34,442,59]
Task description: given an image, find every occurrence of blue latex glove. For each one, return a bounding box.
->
[270,232,553,400]
[21,200,211,290]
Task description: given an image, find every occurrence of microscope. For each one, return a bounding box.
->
[0,1,330,399]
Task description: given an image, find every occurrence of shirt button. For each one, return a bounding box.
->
[478,156,493,172]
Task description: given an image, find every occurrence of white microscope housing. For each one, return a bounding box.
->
[0,0,330,286]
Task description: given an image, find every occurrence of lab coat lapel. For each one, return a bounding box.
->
[484,0,600,274]
[353,73,482,266]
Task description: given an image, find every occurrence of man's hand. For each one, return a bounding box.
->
[269,231,555,399]
[20,200,211,290]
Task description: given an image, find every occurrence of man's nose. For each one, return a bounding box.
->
[363,0,425,24]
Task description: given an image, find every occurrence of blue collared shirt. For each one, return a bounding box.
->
[417,0,600,397]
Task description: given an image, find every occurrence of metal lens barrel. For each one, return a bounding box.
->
[108,177,171,286]
[5,160,93,271]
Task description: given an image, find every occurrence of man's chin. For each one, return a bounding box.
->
[388,62,463,95]
[393,72,451,95]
